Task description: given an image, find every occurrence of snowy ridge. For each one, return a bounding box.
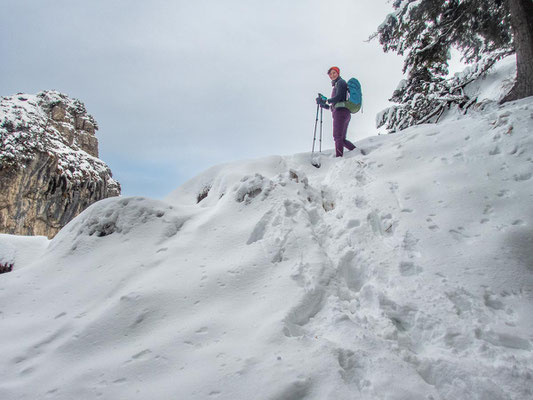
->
[0,94,532,398]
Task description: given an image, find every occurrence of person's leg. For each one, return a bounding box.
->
[344,137,355,151]
[344,140,355,150]
[341,113,355,151]
[332,109,345,157]
[335,138,344,157]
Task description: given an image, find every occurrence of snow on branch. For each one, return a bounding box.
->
[377,51,512,133]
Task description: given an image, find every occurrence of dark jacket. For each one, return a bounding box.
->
[328,77,348,105]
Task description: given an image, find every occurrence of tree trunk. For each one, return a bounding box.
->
[501,0,533,103]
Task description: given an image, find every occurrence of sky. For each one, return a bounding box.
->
[1,0,407,198]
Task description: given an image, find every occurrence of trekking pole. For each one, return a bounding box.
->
[311,104,321,168]
[319,106,323,154]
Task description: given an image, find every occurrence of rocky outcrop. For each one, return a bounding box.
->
[0,91,121,238]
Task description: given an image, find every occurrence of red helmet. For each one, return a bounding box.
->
[327,66,340,75]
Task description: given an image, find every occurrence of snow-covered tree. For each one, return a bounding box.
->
[375,50,510,132]
[502,0,533,102]
[373,0,533,132]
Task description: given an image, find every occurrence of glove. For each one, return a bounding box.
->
[316,93,329,107]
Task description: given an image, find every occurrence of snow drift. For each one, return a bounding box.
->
[0,65,532,399]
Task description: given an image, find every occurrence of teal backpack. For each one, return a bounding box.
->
[336,78,362,114]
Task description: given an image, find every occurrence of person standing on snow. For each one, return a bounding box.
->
[317,66,356,157]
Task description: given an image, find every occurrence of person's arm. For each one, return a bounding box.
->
[328,80,348,104]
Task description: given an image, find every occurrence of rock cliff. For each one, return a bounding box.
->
[0,91,121,238]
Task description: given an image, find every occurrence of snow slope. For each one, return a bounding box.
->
[1,91,532,398]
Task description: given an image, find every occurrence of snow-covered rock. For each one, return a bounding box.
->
[0,91,120,238]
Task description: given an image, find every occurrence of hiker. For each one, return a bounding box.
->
[317,66,356,157]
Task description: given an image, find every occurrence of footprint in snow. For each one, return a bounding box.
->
[131,349,152,360]
[475,328,531,350]
[497,189,512,198]
[337,348,364,385]
[513,172,532,182]
[402,232,420,257]
[354,196,368,209]
[270,380,312,400]
[367,211,395,237]
[355,173,367,185]
[483,205,494,215]
[346,219,361,229]
[489,146,501,156]
[508,145,520,155]
[399,261,423,276]
[388,181,399,193]
[449,227,473,241]
[338,250,368,293]
[428,223,440,231]
[379,296,418,333]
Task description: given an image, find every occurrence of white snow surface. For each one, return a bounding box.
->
[462,55,517,104]
[1,97,533,397]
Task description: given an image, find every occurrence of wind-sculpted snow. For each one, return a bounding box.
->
[57,197,192,241]
[0,95,532,398]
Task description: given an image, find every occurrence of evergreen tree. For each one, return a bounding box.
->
[373,0,533,132]
[502,0,533,102]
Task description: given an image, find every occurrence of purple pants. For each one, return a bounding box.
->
[332,107,355,157]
